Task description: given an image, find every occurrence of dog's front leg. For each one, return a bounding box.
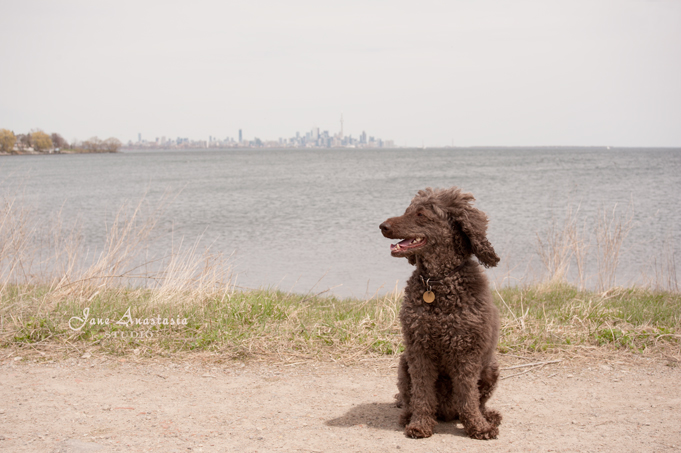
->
[404,355,438,438]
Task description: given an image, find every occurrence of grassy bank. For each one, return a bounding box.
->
[1,285,402,360]
[2,283,679,362]
[494,284,680,354]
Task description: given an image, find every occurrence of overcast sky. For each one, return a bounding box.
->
[1,0,680,147]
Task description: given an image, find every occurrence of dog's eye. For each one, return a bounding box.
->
[416,212,423,217]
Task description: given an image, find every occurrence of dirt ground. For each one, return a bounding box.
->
[1,352,680,453]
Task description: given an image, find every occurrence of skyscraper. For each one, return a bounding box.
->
[239,129,242,143]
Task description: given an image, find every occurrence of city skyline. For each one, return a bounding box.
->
[127,116,396,149]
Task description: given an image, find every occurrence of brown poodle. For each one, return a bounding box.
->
[379,186,502,440]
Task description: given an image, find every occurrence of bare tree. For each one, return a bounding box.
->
[51,133,68,149]
[16,133,30,150]
[103,137,122,153]
[82,137,102,152]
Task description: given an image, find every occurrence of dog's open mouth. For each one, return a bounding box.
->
[390,237,427,254]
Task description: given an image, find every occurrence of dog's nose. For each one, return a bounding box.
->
[379,222,391,234]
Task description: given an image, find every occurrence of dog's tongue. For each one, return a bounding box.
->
[390,238,413,251]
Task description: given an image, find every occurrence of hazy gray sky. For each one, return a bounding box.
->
[1,0,680,147]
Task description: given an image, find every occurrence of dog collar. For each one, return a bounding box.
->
[418,262,467,303]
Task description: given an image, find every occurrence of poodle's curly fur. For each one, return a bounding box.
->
[380,186,502,440]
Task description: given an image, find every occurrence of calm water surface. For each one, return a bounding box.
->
[1,148,679,297]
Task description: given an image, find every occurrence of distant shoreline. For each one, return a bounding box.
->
[3,146,680,156]
[0,149,118,156]
[120,145,681,151]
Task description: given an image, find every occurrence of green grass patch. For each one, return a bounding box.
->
[494,283,681,353]
[1,285,403,360]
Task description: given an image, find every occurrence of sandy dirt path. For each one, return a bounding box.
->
[1,353,680,453]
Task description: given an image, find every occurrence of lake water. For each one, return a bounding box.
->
[1,147,679,297]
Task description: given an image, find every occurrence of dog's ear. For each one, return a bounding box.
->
[441,188,500,268]
[455,206,500,268]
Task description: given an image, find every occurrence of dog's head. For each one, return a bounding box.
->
[379,187,499,268]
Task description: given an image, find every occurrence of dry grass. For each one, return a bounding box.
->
[534,203,663,292]
[642,233,679,293]
[595,205,633,291]
[0,193,233,305]
[536,205,586,286]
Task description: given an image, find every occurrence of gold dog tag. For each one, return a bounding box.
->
[423,291,435,303]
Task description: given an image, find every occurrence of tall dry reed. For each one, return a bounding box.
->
[533,203,657,291]
[595,204,633,291]
[641,234,679,292]
[0,196,33,290]
[0,193,234,313]
[535,205,587,286]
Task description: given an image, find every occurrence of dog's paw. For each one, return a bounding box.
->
[483,409,502,427]
[394,393,404,408]
[466,422,499,440]
[405,423,433,439]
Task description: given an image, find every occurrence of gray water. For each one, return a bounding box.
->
[1,148,679,297]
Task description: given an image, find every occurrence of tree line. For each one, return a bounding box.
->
[0,129,122,154]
